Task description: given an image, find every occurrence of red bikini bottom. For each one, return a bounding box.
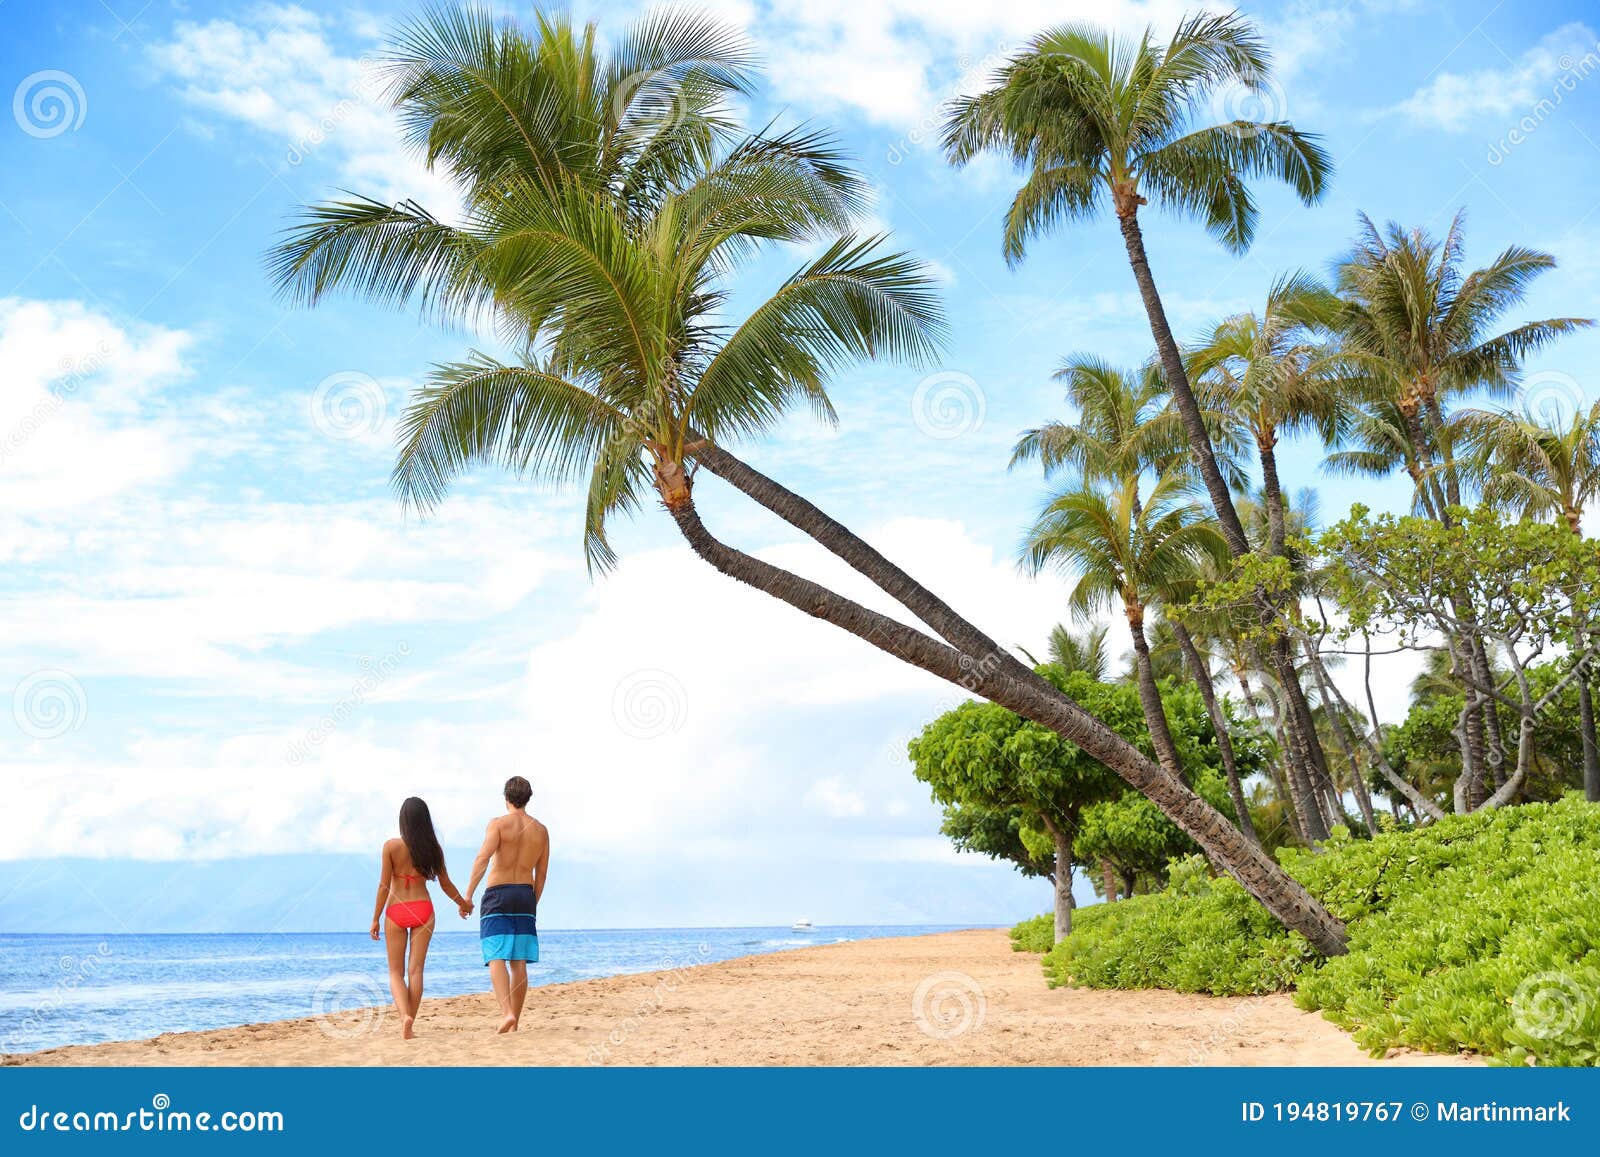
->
[386,899,434,929]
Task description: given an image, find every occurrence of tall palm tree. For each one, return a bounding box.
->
[272,6,1348,955]
[1023,470,1230,780]
[1189,273,1344,557]
[1459,401,1600,801]
[944,11,1329,558]
[1335,212,1594,805]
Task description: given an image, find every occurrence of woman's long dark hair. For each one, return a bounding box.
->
[398,797,445,881]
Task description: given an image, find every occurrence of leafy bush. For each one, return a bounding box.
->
[1010,914,1054,954]
[1035,796,1600,1064]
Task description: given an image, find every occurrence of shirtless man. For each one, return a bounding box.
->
[464,775,549,1033]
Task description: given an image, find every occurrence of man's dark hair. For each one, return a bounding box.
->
[504,775,532,809]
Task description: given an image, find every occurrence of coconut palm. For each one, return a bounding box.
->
[1334,212,1593,511]
[1023,469,1230,780]
[944,11,1330,557]
[1045,622,1114,681]
[1458,401,1600,800]
[1188,273,1344,557]
[272,5,1348,955]
[1335,212,1593,805]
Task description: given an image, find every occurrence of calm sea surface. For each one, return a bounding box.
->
[0,925,970,1054]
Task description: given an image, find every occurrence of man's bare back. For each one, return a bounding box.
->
[483,811,549,894]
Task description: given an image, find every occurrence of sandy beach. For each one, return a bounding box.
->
[7,929,1474,1067]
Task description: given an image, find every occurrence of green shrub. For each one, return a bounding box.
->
[1010,914,1054,954]
[1039,796,1600,1065]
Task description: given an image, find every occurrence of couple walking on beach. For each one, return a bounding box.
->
[369,776,549,1039]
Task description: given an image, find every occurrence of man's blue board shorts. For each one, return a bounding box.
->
[480,883,539,964]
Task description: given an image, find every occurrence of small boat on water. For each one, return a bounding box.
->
[790,918,814,933]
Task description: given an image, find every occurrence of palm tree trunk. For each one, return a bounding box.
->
[1257,640,1332,841]
[1127,608,1187,779]
[1305,645,1378,833]
[663,492,1349,955]
[1101,859,1120,901]
[1172,621,1258,845]
[1577,646,1600,803]
[1236,666,1305,844]
[1117,209,1339,839]
[1116,208,1250,556]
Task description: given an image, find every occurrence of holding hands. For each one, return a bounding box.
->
[458,897,474,919]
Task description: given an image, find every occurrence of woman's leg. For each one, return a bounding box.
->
[405,919,434,1033]
[383,918,413,1035]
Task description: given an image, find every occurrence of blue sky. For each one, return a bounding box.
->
[2,0,1597,932]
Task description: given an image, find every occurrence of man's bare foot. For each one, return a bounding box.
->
[402,1016,415,1040]
[496,1013,517,1034]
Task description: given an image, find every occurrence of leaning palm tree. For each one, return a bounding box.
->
[944,11,1330,558]
[1023,469,1230,780]
[1459,401,1600,801]
[271,6,1348,955]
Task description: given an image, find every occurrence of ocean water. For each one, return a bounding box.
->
[0,925,968,1055]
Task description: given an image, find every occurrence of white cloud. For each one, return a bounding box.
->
[1395,22,1600,132]
[0,298,193,512]
[148,5,458,214]
[804,775,869,817]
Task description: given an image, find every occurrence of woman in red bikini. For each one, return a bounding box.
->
[369,797,471,1039]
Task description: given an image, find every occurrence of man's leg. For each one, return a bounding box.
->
[487,960,516,1033]
[508,961,528,1027]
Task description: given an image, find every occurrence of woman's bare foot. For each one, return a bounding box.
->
[401,1015,416,1040]
[496,1013,517,1034]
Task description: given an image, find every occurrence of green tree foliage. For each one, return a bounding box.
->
[1033,796,1600,1065]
